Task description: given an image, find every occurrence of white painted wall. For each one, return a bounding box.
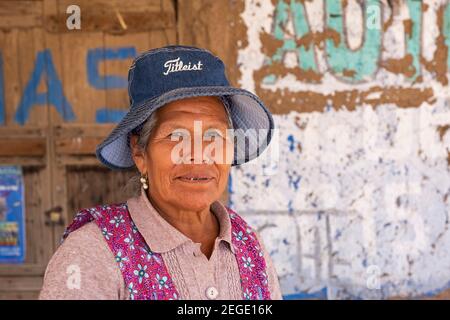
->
[232,0,450,299]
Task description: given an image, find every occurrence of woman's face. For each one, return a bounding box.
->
[133,96,233,211]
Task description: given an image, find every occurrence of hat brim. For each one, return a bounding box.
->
[96,86,274,170]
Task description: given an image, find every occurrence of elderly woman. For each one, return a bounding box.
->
[39,45,281,300]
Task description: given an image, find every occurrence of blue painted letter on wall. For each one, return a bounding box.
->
[87,47,137,90]
[87,47,137,123]
[14,49,75,125]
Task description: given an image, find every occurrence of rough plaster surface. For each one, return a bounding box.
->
[232,0,450,299]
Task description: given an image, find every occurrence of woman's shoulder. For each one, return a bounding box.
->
[54,220,112,266]
[62,202,129,239]
[64,219,104,243]
[39,220,124,299]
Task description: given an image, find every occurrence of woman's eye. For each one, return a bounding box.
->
[204,129,224,139]
[168,130,189,139]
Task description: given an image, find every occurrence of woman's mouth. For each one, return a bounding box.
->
[176,175,214,183]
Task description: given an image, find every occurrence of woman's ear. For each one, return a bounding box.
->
[130,135,146,174]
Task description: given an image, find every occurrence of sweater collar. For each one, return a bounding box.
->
[126,188,236,254]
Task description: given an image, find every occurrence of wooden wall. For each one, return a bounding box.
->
[0,0,182,299]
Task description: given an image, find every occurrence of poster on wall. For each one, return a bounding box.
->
[0,166,25,263]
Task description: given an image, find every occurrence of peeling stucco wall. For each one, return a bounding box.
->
[231,0,450,299]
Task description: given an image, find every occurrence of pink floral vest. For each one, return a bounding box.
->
[62,203,271,300]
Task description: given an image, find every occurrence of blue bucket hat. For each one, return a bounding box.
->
[96,45,274,170]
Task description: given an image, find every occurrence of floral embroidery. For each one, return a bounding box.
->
[89,207,103,220]
[169,292,178,300]
[130,221,139,234]
[140,246,161,264]
[124,233,136,250]
[242,256,255,271]
[226,206,271,300]
[128,282,138,300]
[115,250,128,269]
[261,271,268,286]
[243,288,253,300]
[254,244,263,257]
[109,215,125,228]
[233,230,248,244]
[134,264,149,284]
[115,251,128,269]
[245,227,255,240]
[102,227,113,240]
[156,274,169,289]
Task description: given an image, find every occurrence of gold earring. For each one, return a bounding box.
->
[140,173,149,190]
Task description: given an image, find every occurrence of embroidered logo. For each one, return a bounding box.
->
[163,57,203,76]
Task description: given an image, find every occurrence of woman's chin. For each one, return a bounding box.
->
[170,194,217,211]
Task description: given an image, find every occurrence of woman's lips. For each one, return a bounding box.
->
[176,175,214,183]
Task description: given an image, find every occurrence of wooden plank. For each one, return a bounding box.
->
[35,161,54,264]
[43,0,70,126]
[0,126,48,163]
[66,165,136,219]
[0,157,46,166]
[58,155,103,166]
[55,136,103,155]
[149,0,177,45]
[0,28,22,127]
[54,123,115,137]
[22,166,53,264]
[0,1,43,29]
[0,264,45,277]
[44,0,175,33]
[101,32,150,124]
[0,127,47,137]
[177,0,246,86]
[0,125,48,165]
[54,124,115,156]
[43,0,74,250]
[0,138,46,156]
[14,28,49,126]
[148,29,177,48]
[44,1,110,250]
[0,29,5,126]
[56,33,105,124]
[0,276,43,292]
[0,291,39,300]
